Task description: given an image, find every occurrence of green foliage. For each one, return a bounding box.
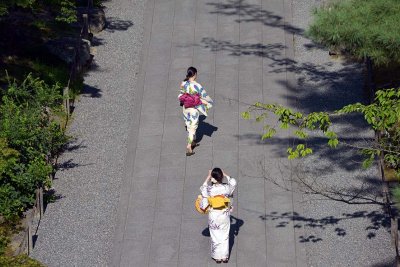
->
[308,0,400,66]
[0,75,68,219]
[338,89,400,131]
[394,187,400,208]
[0,0,36,16]
[55,0,77,24]
[287,144,313,160]
[0,254,44,266]
[1,0,78,25]
[241,102,337,159]
[0,139,19,177]
[242,88,400,172]
[0,225,11,255]
[29,60,69,87]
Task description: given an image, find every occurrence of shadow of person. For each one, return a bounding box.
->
[201,215,244,259]
[196,115,218,142]
[202,227,210,237]
[229,216,244,256]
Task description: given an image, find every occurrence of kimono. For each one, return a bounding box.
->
[178,81,213,145]
[200,176,237,261]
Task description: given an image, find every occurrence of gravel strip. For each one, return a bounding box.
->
[292,0,394,266]
[31,0,146,266]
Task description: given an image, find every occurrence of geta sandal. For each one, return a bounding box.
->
[186,148,195,156]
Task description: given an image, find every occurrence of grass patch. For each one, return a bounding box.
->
[0,220,22,256]
[1,53,69,89]
[0,254,45,267]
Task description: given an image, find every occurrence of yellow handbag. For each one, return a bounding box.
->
[207,195,230,209]
[195,195,209,214]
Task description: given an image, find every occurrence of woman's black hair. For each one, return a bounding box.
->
[184,66,197,81]
[211,167,223,183]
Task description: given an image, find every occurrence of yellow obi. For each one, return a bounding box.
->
[207,195,230,209]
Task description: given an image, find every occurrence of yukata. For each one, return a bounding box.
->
[178,81,213,145]
[200,176,237,261]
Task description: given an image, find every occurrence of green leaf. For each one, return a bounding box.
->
[241,111,251,120]
[327,138,339,148]
[294,130,308,139]
[261,128,276,140]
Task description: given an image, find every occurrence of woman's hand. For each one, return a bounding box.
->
[222,169,229,177]
[204,170,212,184]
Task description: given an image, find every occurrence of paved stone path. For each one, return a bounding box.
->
[111,0,308,266]
[32,0,394,266]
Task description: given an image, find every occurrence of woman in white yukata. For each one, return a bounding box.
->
[178,67,213,156]
[200,168,237,264]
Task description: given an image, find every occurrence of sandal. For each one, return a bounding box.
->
[223,258,229,263]
[215,260,222,264]
[186,148,195,156]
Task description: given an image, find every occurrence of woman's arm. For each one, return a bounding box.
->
[201,99,209,105]
[222,170,237,195]
[200,170,212,196]
[197,84,213,108]
[203,169,212,185]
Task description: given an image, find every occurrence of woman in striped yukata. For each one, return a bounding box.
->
[178,67,213,156]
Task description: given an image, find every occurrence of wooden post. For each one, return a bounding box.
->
[27,212,33,254]
[63,86,70,116]
[39,187,44,218]
[377,130,400,265]
[35,189,40,218]
[82,14,89,40]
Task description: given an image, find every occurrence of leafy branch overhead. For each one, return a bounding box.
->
[242,88,400,172]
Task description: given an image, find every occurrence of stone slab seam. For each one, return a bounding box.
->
[109,0,156,265]
[283,0,308,266]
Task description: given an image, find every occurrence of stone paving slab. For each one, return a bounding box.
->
[111,0,305,266]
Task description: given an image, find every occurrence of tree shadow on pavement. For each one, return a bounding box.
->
[105,17,134,32]
[235,135,373,173]
[370,259,397,267]
[82,83,102,98]
[56,159,94,171]
[56,140,91,172]
[64,139,87,152]
[258,209,390,242]
[207,0,304,36]
[90,36,106,47]
[200,37,367,116]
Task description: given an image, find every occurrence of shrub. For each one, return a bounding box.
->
[0,75,68,219]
